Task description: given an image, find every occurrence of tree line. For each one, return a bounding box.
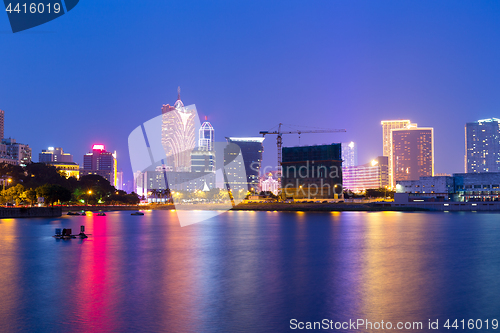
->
[0,163,139,206]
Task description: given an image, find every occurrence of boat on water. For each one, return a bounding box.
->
[131,212,144,216]
[53,226,88,239]
[97,212,106,216]
[67,212,80,216]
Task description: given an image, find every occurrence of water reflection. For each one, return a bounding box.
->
[0,211,499,332]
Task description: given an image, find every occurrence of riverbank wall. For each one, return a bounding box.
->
[0,207,62,218]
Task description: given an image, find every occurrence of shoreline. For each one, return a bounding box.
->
[60,203,429,212]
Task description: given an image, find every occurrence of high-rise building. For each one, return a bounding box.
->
[281,144,343,199]
[391,127,434,186]
[381,120,412,187]
[116,171,124,191]
[191,118,216,174]
[199,118,214,151]
[0,138,31,167]
[80,144,117,187]
[225,137,265,192]
[342,156,389,192]
[465,118,500,173]
[161,87,197,172]
[39,147,73,163]
[342,142,357,168]
[341,142,358,168]
[0,110,4,140]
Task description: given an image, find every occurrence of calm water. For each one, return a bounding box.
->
[0,211,499,332]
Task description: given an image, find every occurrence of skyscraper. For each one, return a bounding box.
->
[391,127,434,186]
[341,142,358,168]
[199,118,214,151]
[39,147,73,163]
[381,120,412,187]
[465,118,500,173]
[225,137,264,191]
[161,87,197,172]
[80,144,117,187]
[0,110,4,140]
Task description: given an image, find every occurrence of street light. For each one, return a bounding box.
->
[87,190,92,206]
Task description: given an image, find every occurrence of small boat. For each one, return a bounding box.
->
[67,212,80,216]
[54,226,88,239]
[53,228,76,239]
[131,212,144,216]
[97,212,106,216]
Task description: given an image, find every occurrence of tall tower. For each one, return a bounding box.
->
[341,142,358,168]
[391,127,434,186]
[465,118,500,173]
[0,109,4,140]
[381,120,412,187]
[161,87,196,172]
[199,117,214,151]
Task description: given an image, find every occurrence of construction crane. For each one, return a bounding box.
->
[259,123,346,177]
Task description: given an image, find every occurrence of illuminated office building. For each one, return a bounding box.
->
[161,87,196,172]
[0,110,4,140]
[81,144,117,187]
[39,147,73,163]
[225,137,264,191]
[381,120,412,187]
[465,118,500,173]
[391,127,434,186]
[343,156,389,192]
[341,142,357,168]
[199,119,214,151]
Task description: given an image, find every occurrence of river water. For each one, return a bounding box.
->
[0,210,499,332]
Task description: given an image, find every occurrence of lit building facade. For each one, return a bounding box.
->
[391,127,434,187]
[116,171,124,191]
[343,156,389,192]
[341,142,358,168]
[260,173,279,195]
[161,88,196,172]
[0,109,4,140]
[39,147,73,163]
[396,172,500,202]
[199,119,214,151]
[465,118,500,173]
[191,118,216,174]
[225,137,264,192]
[0,138,31,167]
[281,144,343,199]
[381,120,412,187]
[49,162,80,179]
[81,144,117,187]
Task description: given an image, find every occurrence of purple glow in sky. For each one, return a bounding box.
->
[2,1,500,184]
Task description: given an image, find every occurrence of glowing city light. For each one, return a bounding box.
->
[371,159,378,166]
[48,147,54,151]
[92,144,105,150]
[348,142,355,148]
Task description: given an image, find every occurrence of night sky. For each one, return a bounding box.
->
[2,1,500,185]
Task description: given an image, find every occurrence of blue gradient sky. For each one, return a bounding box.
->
[2,1,500,184]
